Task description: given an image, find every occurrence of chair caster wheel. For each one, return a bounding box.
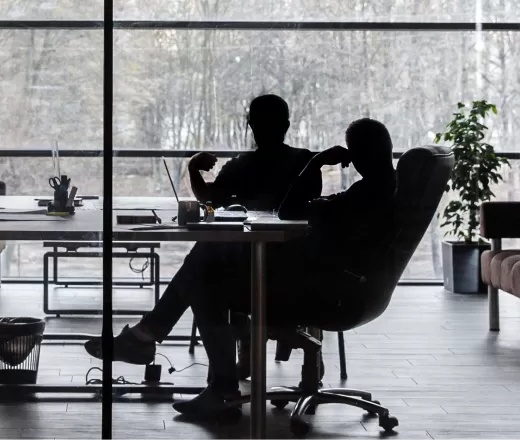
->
[271,400,289,410]
[290,417,311,437]
[379,415,399,432]
[305,404,316,415]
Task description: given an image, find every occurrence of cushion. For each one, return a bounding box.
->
[489,251,520,289]
[482,250,500,285]
[500,255,520,293]
[509,261,520,298]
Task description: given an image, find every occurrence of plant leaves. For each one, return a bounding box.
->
[438,100,501,240]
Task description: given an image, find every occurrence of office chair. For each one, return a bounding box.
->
[228,146,454,436]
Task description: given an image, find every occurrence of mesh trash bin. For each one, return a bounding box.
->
[0,318,46,384]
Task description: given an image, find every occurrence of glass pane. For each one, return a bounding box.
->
[114,30,477,152]
[0,23,103,436]
[480,31,520,151]
[0,1,103,20]
[0,30,103,150]
[114,0,476,22]
[483,0,520,22]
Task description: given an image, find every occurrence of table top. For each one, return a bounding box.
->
[0,196,305,242]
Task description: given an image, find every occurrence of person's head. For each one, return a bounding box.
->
[247,94,290,148]
[345,118,394,178]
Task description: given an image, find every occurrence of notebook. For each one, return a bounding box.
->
[244,217,308,231]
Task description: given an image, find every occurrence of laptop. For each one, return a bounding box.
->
[162,157,248,223]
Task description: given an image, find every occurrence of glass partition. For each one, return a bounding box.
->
[1,2,520,437]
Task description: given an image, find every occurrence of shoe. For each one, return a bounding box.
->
[84,325,156,365]
[173,387,242,419]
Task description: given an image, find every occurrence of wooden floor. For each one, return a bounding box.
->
[1,283,520,439]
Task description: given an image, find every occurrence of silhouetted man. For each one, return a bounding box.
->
[170,118,397,417]
[188,94,321,210]
[84,95,321,372]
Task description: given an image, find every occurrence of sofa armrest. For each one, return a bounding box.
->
[480,202,520,239]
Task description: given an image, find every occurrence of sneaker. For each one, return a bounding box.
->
[84,325,156,365]
[173,387,242,419]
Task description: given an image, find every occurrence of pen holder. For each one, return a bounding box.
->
[47,197,75,216]
[47,177,75,215]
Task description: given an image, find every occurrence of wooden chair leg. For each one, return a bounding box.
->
[338,331,348,380]
[189,318,198,354]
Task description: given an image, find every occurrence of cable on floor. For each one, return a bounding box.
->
[85,367,139,385]
[154,352,208,374]
[128,256,150,280]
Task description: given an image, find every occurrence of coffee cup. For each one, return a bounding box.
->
[178,200,208,226]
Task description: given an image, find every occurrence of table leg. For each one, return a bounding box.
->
[251,241,266,439]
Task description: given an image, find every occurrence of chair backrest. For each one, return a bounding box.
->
[351,146,454,328]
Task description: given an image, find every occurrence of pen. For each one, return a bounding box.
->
[55,140,61,177]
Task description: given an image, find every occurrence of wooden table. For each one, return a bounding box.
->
[0,195,305,439]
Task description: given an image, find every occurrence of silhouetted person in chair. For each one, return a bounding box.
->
[163,118,397,417]
[84,95,321,376]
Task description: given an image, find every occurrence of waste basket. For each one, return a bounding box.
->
[0,318,46,384]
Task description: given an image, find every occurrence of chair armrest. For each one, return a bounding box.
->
[480,202,520,239]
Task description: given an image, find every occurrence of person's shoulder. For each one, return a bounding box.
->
[284,145,316,161]
[222,151,255,168]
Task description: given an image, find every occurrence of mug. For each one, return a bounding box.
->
[177,200,208,226]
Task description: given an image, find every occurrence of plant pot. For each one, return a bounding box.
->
[442,241,491,294]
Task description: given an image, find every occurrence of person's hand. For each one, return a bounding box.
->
[189,152,217,172]
[315,146,351,167]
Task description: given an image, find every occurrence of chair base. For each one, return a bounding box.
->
[227,386,398,437]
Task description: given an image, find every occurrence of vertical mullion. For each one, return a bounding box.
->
[102,0,114,438]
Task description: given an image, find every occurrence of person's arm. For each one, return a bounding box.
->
[278,156,324,220]
[278,146,350,220]
[189,168,211,203]
[188,153,242,207]
[188,152,217,203]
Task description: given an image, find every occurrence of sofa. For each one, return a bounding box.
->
[480,202,520,330]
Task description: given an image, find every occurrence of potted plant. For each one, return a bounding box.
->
[435,100,509,293]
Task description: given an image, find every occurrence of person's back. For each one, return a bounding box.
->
[188,94,321,211]
[279,118,397,273]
